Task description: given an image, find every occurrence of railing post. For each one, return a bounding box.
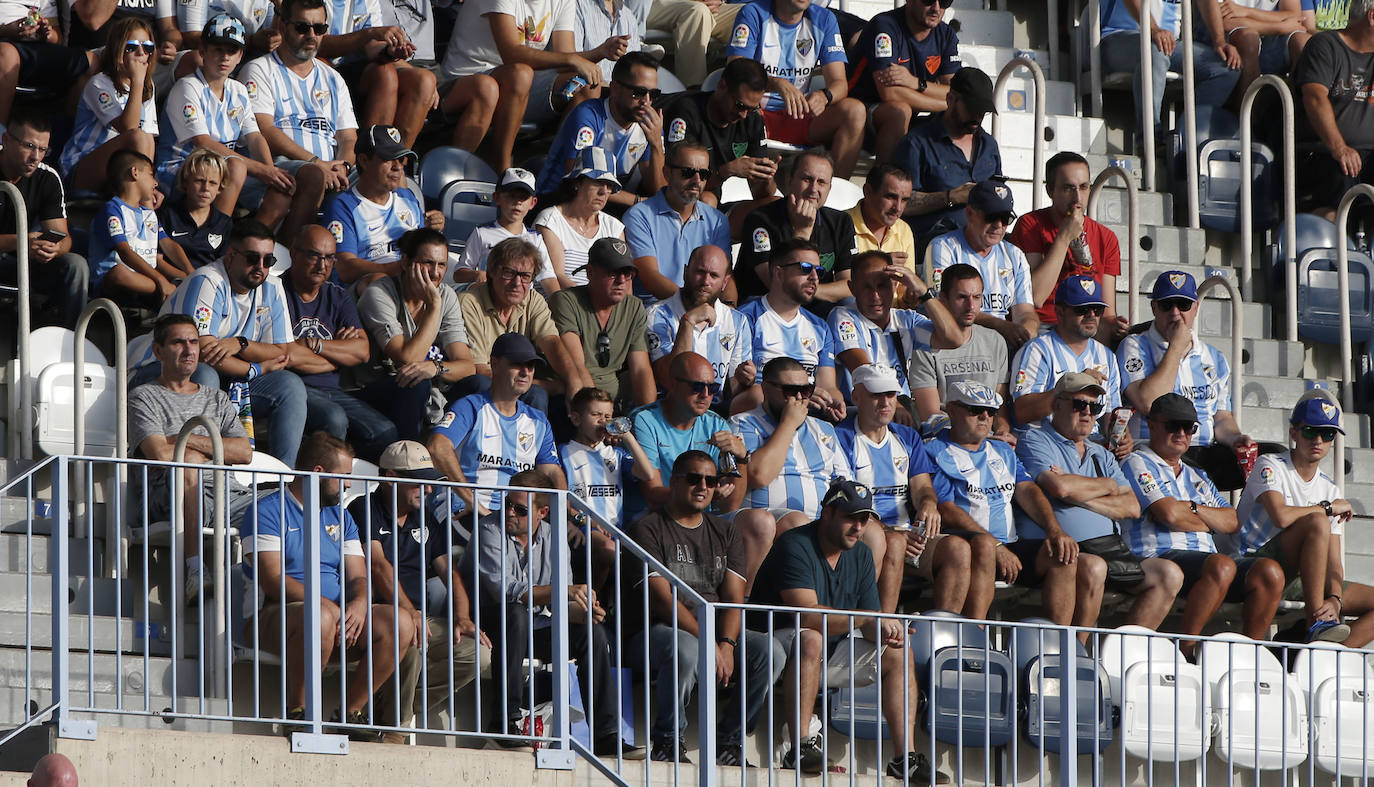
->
[1179,0,1200,227]
[1196,276,1245,431]
[696,603,717,787]
[992,57,1047,211]
[0,181,32,461]
[50,456,69,727]
[1057,623,1078,787]
[73,299,128,579]
[1088,168,1140,325]
[299,471,326,742]
[1331,184,1372,498]
[537,490,576,769]
[1237,76,1296,313]
[171,416,226,696]
[1138,0,1155,192]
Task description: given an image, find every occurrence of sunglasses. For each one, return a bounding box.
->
[983,211,1016,226]
[675,472,721,488]
[768,381,815,398]
[505,500,529,517]
[963,405,998,418]
[1161,420,1199,435]
[733,99,762,113]
[235,250,276,268]
[596,330,611,367]
[1157,298,1194,313]
[1064,398,1105,415]
[782,260,821,275]
[674,166,711,181]
[124,40,156,54]
[617,82,662,101]
[676,377,723,396]
[1074,305,1106,317]
[291,21,329,35]
[1300,425,1339,442]
[919,0,953,7]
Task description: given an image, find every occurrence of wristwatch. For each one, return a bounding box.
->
[719,636,738,648]
[917,74,928,93]
[944,191,955,208]
[821,87,834,105]
[234,336,249,357]
[432,360,449,380]
[916,289,936,304]
[1189,500,1199,515]
[1320,500,1334,517]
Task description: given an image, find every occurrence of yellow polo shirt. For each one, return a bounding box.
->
[848,201,918,272]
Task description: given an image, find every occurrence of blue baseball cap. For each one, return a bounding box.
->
[946,380,1004,409]
[565,146,621,192]
[1151,270,1198,302]
[1290,398,1345,433]
[968,180,1015,216]
[1056,275,1108,308]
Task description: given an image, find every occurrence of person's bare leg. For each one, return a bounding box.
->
[1071,555,1107,642]
[963,535,998,619]
[286,601,339,708]
[1279,512,1331,623]
[0,43,21,127]
[732,508,778,592]
[1177,554,1236,657]
[1240,557,1284,641]
[486,63,533,173]
[877,528,907,613]
[929,535,971,613]
[70,129,156,192]
[808,98,866,179]
[781,629,823,747]
[1340,582,1374,647]
[442,74,499,152]
[277,161,327,245]
[871,102,914,165]
[346,604,413,713]
[879,643,916,755]
[1036,545,1078,625]
[359,62,400,129]
[394,64,437,148]
[1125,557,1182,630]
[255,186,293,233]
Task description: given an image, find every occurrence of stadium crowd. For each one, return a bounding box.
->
[4,0,1372,774]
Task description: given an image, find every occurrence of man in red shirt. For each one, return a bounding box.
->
[1008,151,1129,344]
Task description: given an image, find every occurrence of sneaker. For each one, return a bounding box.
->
[716,745,755,768]
[594,735,646,760]
[886,752,951,784]
[650,739,692,763]
[329,709,381,742]
[281,707,305,739]
[380,732,409,745]
[184,560,203,604]
[781,735,825,775]
[1307,619,1352,643]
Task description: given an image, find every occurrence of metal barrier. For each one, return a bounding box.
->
[1237,76,1297,318]
[1088,166,1140,325]
[1177,0,1200,229]
[991,57,1046,213]
[72,298,128,580]
[2,181,33,461]
[1196,276,1244,434]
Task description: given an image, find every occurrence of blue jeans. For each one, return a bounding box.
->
[1,251,88,329]
[1100,32,1240,131]
[634,624,785,745]
[304,386,399,462]
[358,375,434,442]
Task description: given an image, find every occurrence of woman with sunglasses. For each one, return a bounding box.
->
[535,147,626,290]
[60,16,160,192]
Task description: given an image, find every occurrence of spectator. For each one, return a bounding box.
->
[628,450,784,766]
[929,381,1105,631]
[928,180,1040,350]
[908,264,1012,437]
[849,0,960,163]
[734,240,845,419]
[1218,0,1310,98]
[156,148,233,269]
[1117,271,1265,490]
[836,364,987,616]
[128,313,254,601]
[1231,397,1374,644]
[427,333,567,516]
[59,16,159,192]
[734,149,858,304]
[643,0,741,88]
[170,0,279,63]
[1017,373,1182,631]
[0,2,95,133]
[241,431,415,737]
[27,753,77,787]
[1007,152,1128,341]
[240,0,357,244]
[456,167,561,291]
[749,478,947,783]
[624,140,731,303]
[849,165,918,272]
[534,147,627,290]
[1098,0,1240,142]
[534,52,665,206]
[645,245,754,397]
[1293,2,1374,219]
[282,224,398,462]
[155,14,292,223]
[574,0,644,84]
[67,0,181,55]
[0,111,87,329]
[463,468,642,757]
[347,440,491,738]
[136,219,308,466]
[355,228,476,441]
[549,237,655,408]
[828,249,956,407]
[894,67,1002,239]
[88,150,194,306]
[724,0,865,178]
[1122,393,1284,655]
[438,0,602,173]
[1010,276,1124,442]
[660,57,777,209]
[457,237,585,408]
[324,124,441,288]
[561,386,662,530]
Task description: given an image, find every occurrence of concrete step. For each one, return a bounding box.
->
[994,74,1077,116]
[945,7,1017,48]
[993,113,1108,157]
[1092,188,1173,228]
[0,573,163,618]
[1237,376,1342,412]
[1110,223,1207,265]
[1340,482,1374,516]
[1106,284,1268,337]
[958,43,1049,80]
[1345,447,1374,485]
[1221,337,1306,379]
[0,685,237,734]
[0,611,198,658]
[0,533,102,575]
[0,646,200,698]
[1238,405,1371,448]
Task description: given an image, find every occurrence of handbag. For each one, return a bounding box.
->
[1076,455,1146,591]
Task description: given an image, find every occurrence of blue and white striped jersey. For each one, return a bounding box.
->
[322,186,424,265]
[1120,447,1225,558]
[645,293,753,395]
[133,259,292,367]
[1232,452,1341,557]
[241,53,357,162]
[1116,324,1231,445]
[1102,0,1181,38]
[725,0,846,113]
[89,197,166,288]
[737,297,834,385]
[732,406,851,517]
[432,393,559,512]
[535,98,649,195]
[929,231,1033,319]
[157,71,260,186]
[926,431,1032,543]
[326,0,382,34]
[61,73,159,176]
[828,306,934,397]
[560,439,634,529]
[1011,330,1121,428]
[175,0,275,36]
[835,420,936,528]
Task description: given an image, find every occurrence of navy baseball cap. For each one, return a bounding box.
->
[1148,393,1197,423]
[822,479,880,519]
[1056,275,1108,308]
[1291,398,1345,433]
[968,180,1015,216]
[356,125,417,162]
[491,333,541,365]
[1151,271,1198,302]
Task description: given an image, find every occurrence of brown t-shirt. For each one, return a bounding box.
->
[629,510,745,615]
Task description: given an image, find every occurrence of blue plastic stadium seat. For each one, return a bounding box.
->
[1012,622,1114,753]
[910,612,1015,748]
[828,684,889,741]
[1296,247,1374,346]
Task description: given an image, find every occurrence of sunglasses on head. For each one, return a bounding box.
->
[1157,298,1194,313]
[291,21,330,35]
[676,377,723,396]
[617,82,662,101]
[1300,425,1339,442]
[505,499,529,517]
[675,472,721,487]
[1064,398,1105,415]
[124,40,156,54]
[1162,420,1199,435]
[674,166,712,181]
[1074,305,1106,317]
[596,330,611,367]
[768,380,815,398]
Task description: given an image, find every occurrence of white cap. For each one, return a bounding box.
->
[851,363,902,394]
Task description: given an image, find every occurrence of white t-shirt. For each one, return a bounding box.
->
[456,223,558,285]
[441,0,575,78]
[0,0,55,23]
[532,206,624,288]
[1230,452,1342,557]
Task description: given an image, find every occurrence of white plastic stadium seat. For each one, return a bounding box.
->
[271,242,291,277]
[343,458,381,509]
[24,327,119,457]
[1098,625,1211,762]
[824,178,862,212]
[438,180,498,268]
[1292,644,1374,775]
[232,451,295,489]
[1199,633,1307,771]
[656,66,686,95]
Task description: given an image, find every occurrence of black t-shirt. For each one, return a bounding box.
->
[629,509,744,606]
[0,158,66,236]
[662,91,766,175]
[734,199,858,301]
[348,492,451,609]
[748,521,879,642]
[1294,30,1374,150]
[157,201,232,269]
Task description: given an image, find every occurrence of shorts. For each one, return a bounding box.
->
[772,629,881,688]
[1223,28,1297,74]
[903,532,949,581]
[252,600,304,650]
[1006,538,1048,587]
[9,41,90,90]
[760,108,812,146]
[238,157,312,208]
[1158,549,1264,602]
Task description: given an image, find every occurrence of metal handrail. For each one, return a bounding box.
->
[992,57,1047,212]
[171,415,226,696]
[73,299,128,580]
[1179,0,1200,228]
[1196,275,1244,434]
[1,181,32,460]
[1331,185,1370,499]
[1088,0,1104,117]
[1087,166,1140,325]
[1237,76,1297,316]
[1138,0,1155,191]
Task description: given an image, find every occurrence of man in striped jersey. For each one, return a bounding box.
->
[1121,393,1284,654]
[646,245,755,400]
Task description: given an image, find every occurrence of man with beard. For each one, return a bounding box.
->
[645,245,756,399]
[625,140,731,303]
[535,52,665,206]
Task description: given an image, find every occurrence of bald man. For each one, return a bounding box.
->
[645,246,757,401]
[282,224,399,463]
[29,753,77,787]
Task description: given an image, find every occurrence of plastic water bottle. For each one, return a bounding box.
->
[1068,234,1093,272]
[228,380,255,449]
[907,520,928,568]
[605,417,632,436]
[561,75,588,101]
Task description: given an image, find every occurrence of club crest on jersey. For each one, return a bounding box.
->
[228,106,241,121]
[667,118,687,143]
[801,336,817,352]
[410,525,428,545]
[730,23,750,48]
[795,37,812,57]
[313,88,330,103]
[720,333,733,350]
[518,431,534,452]
[894,455,907,471]
[252,6,263,19]
[398,209,413,226]
[999,267,1011,280]
[575,126,595,149]
[183,103,197,120]
[604,456,617,473]
[326,220,344,244]
[646,331,660,351]
[752,227,770,252]
[628,142,646,160]
[144,214,157,232]
[1202,364,1215,381]
[926,55,942,74]
[325,523,340,540]
[208,233,223,249]
[837,319,857,342]
[874,33,892,58]
[732,142,748,158]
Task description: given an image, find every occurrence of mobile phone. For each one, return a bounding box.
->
[38,228,67,243]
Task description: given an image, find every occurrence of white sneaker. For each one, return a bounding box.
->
[184,560,203,604]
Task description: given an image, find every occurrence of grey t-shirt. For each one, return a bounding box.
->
[1295,31,1374,150]
[908,324,1008,402]
[127,382,250,517]
[357,275,470,381]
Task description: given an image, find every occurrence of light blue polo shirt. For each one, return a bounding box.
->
[1015,423,1128,541]
[623,190,731,304]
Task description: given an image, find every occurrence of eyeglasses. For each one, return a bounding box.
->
[291,21,330,35]
[675,377,723,396]
[616,82,662,101]
[124,40,156,54]
[674,166,711,181]
[505,500,529,517]
[1063,398,1105,415]
[919,0,953,7]
[733,99,762,113]
[295,249,336,265]
[498,268,535,284]
[234,249,276,268]
[5,137,49,155]
[674,472,721,488]
[1161,420,1199,435]
[983,211,1016,226]
[595,330,611,367]
[1300,425,1339,442]
[1157,298,1194,313]
[607,268,636,281]
[767,380,815,398]
[1074,305,1105,317]
[782,260,820,276]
